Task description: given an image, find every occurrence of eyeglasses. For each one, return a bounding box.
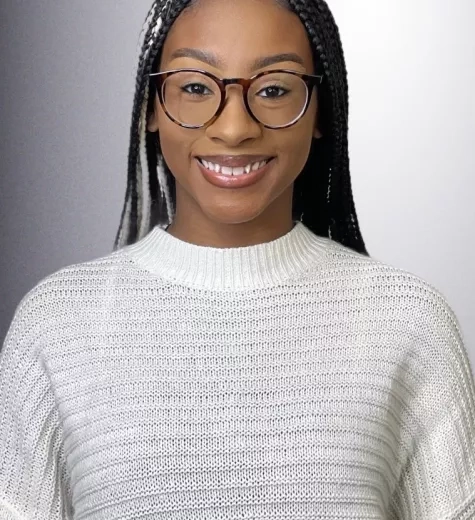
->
[149,68,324,130]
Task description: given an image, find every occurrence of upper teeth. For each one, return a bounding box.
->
[199,159,269,176]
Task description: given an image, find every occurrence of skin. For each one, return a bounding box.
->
[148,0,322,247]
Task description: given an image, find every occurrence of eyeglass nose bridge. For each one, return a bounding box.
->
[221,77,252,88]
[213,77,259,125]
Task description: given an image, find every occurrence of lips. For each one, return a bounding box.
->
[196,155,274,168]
[196,156,275,189]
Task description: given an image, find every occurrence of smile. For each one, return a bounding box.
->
[196,157,275,189]
[197,157,273,176]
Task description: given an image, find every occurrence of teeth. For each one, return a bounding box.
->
[199,158,270,176]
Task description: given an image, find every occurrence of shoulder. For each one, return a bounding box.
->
[16,248,123,300]
[317,236,458,323]
[320,237,474,409]
[6,247,149,337]
[302,235,465,361]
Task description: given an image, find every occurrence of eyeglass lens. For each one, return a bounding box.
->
[161,71,309,127]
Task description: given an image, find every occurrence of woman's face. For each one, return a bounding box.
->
[149,0,321,229]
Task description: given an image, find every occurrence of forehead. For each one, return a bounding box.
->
[160,0,314,73]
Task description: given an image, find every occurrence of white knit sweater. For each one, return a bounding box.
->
[1,221,475,520]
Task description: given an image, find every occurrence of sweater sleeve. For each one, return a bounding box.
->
[389,292,475,520]
[0,290,73,520]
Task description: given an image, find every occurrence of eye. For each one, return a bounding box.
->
[257,85,289,98]
[181,83,213,96]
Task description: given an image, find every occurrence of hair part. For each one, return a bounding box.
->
[113,0,369,257]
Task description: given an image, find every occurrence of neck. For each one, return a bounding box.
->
[166,218,295,249]
[167,194,295,248]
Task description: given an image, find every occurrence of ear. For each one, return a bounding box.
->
[148,108,159,132]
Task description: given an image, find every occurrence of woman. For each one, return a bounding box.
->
[1,0,474,518]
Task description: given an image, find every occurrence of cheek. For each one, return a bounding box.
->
[285,99,318,172]
[277,121,315,175]
[157,111,194,176]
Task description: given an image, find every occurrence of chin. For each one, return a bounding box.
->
[199,204,268,227]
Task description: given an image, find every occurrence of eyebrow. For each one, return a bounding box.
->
[169,48,306,70]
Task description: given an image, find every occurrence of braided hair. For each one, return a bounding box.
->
[113,0,369,256]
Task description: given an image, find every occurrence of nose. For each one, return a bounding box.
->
[205,84,262,146]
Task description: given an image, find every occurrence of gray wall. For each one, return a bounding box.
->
[1,1,474,362]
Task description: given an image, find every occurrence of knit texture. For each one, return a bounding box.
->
[1,221,475,519]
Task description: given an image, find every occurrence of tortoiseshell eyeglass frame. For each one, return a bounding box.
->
[149,68,324,130]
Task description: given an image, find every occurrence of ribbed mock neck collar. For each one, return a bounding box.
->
[124,221,329,290]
